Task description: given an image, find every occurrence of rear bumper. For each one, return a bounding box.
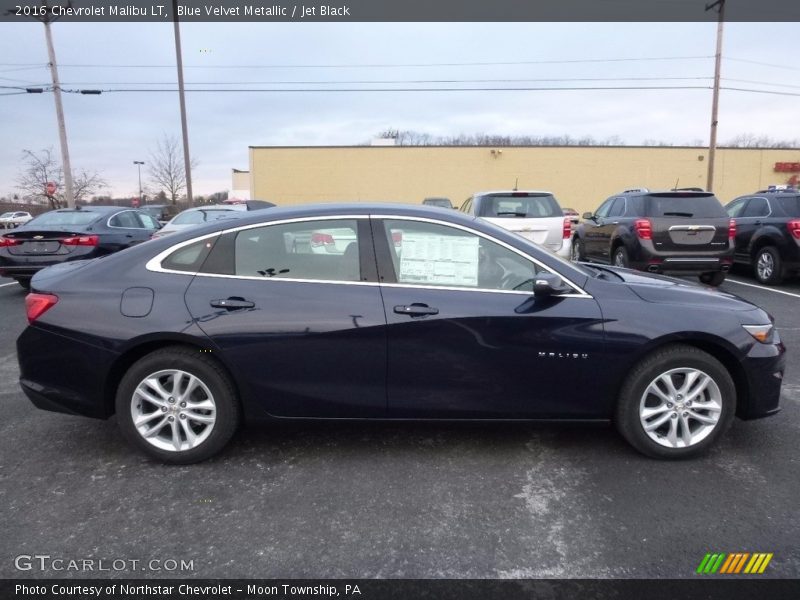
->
[16,325,117,419]
[630,246,734,274]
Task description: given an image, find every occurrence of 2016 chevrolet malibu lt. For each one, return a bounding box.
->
[17,204,784,463]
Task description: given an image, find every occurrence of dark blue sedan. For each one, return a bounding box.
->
[0,205,160,289]
[16,204,785,463]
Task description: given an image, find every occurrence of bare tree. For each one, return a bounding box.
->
[16,148,106,209]
[148,134,198,204]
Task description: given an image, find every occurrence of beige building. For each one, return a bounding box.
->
[248,146,800,214]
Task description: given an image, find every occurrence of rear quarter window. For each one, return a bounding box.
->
[774,196,800,217]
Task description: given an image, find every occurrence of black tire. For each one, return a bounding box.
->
[615,344,736,459]
[753,246,783,285]
[612,246,629,268]
[571,237,585,262]
[115,346,241,464]
[15,279,31,291]
[698,271,726,287]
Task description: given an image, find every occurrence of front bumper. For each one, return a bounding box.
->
[738,336,786,420]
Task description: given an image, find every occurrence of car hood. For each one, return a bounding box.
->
[601,266,756,312]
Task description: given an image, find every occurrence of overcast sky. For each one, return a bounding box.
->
[1,21,798,198]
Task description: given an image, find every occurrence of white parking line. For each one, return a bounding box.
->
[0,282,18,288]
[725,278,800,299]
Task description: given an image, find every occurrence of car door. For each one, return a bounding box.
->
[106,210,152,250]
[583,198,616,260]
[736,197,770,257]
[373,216,605,419]
[182,216,388,418]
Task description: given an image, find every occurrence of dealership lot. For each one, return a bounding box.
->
[1,272,798,579]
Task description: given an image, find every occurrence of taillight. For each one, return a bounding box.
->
[61,235,99,246]
[310,232,334,247]
[788,219,800,240]
[562,217,571,239]
[0,236,21,247]
[728,218,737,240]
[634,219,652,240]
[25,293,59,324]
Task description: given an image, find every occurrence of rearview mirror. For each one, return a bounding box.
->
[534,273,571,297]
[582,211,594,220]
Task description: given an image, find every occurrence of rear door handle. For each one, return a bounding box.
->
[210,297,255,310]
[394,303,439,317]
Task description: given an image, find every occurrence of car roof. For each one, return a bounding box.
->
[474,190,553,196]
[54,205,133,213]
[180,204,247,213]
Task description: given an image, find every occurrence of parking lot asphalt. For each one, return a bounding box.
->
[0,271,798,580]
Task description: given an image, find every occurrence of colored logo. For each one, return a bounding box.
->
[697,552,773,574]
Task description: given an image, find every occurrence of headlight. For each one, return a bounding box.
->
[743,324,774,344]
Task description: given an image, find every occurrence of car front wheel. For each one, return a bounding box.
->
[615,345,735,459]
[116,346,240,464]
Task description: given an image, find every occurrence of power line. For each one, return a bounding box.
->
[0,55,715,70]
[726,57,800,72]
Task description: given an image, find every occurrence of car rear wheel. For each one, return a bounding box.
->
[698,272,726,287]
[116,346,240,464]
[15,278,31,291]
[612,246,629,268]
[571,237,585,262]
[615,345,735,459]
[754,246,783,285]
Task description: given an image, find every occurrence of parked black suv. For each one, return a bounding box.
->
[573,189,734,286]
[726,189,800,284]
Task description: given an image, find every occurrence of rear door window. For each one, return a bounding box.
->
[110,211,143,228]
[741,197,770,218]
[232,219,361,282]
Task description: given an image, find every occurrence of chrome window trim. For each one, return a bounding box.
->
[145,213,593,298]
[107,210,147,230]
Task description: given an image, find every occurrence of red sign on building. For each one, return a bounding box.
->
[774,162,800,173]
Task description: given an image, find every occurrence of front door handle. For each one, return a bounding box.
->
[210,297,255,310]
[394,303,439,317]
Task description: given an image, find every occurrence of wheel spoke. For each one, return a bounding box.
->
[186,399,215,411]
[185,410,215,425]
[665,416,679,447]
[688,409,718,425]
[135,387,167,408]
[179,418,197,446]
[691,398,721,413]
[143,416,170,438]
[646,382,672,404]
[171,371,186,396]
[170,418,182,451]
[679,414,694,446]
[180,375,200,402]
[685,375,711,402]
[641,403,671,420]
[644,411,673,432]
[659,374,679,398]
[134,411,164,427]
[680,370,701,394]
[144,377,171,400]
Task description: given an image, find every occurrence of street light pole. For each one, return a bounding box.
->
[705,0,725,192]
[134,161,145,205]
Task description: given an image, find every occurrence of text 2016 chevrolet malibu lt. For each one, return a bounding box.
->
[17,204,785,463]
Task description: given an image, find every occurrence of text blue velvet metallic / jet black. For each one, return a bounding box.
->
[16,204,785,459]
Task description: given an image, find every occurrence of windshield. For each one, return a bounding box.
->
[645,194,727,218]
[424,198,451,208]
[0,212,14,218]
[477,193,561,218]
[172,209,235,225]
[27,211,101,227]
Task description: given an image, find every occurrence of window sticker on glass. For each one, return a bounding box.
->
[398,232,480,287]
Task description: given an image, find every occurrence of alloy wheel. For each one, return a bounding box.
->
[131,369,217,452]
[638,367,722,448]
[757,251,774,281]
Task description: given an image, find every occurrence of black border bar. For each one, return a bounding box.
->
[1,0,799,23]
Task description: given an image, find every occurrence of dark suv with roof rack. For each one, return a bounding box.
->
[725,188,800,285]
[573,188,734,286]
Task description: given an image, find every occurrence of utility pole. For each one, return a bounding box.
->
[705,0,725,192]
[39,5,75,208]
[134,161,145,204]
[173,0,193,203]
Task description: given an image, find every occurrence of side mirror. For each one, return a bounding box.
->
[582,212,594,220]
[533,273,571,297]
